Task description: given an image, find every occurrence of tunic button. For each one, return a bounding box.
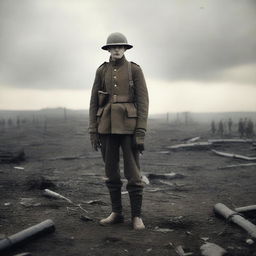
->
[114,69,117,71]
[113,76,116,79]
[114,84,117,87]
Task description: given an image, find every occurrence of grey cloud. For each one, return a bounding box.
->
[0,0,255,90]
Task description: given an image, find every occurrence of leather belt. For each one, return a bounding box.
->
[110,95,134,103]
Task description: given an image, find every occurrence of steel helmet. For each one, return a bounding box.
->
[101,32,133,50]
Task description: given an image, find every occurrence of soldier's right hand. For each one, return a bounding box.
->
[90,132,101,151]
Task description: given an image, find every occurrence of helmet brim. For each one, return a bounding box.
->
[101,43,133,50]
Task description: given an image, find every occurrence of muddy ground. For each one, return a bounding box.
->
[0,115,256,256]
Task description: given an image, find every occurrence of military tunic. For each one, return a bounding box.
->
[89,55,149,207]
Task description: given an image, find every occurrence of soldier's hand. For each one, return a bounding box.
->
[90,132,101,151]
[133,128,145,153]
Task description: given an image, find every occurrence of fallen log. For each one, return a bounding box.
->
[235,205,256,213]
[147,172,185,180]
[212,149,256,161]
[208,139,254,144]
[167,142,212,151]
[218,163,256,169]
[186,136,200,143]
[0,219,55,252]
[214,203,256,239]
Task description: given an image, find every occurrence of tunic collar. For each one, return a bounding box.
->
[109,55,126,67]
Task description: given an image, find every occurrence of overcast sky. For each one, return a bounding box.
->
[0,0,255,113]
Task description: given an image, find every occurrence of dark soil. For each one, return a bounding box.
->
[0,116,256,256]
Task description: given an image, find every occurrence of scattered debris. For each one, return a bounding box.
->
[146,188,163,192]
[212,149,256,161]
[80,214,93,222]
[13,253,32,256]
[154,227,174,233]
[208,139,254,144]
[214,203,256,239]
[186,136,200,143]
[200,237,210,242]
[235,205,256,213]
[175,245,193,256]
[4,202,11,206]
[43,189,88,213]
[200,242,227,256]
[218,163,256,169]
[246,238,254,245]
[85,200,107,205]
[167,142,212,151]
[147,172,185,180]
[157,151,170,154]
[121,191,128,195]
[141,175,150,185]
[14,166,25,170]
[146,248,152,253]
[0,148,25,164]
[20,198,41,207]
[43,189,72,203]
[0,219,55,252]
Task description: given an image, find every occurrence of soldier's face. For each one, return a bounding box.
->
[108,46,126,60]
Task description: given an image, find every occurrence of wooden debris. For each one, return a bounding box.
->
[20,198,41,207]
[0,219,55,252]
[167,142,212,151]
[175,245,194,256]
[44,189,72,203]
[235,205,256,213]
[43,189,88,213]
[214,203,256,239]
[187,136,200,143]
[218,163,256,169]
[147,172,185,180]
[212,150,256,161]
[208,138,254,144]
[154,227,174,233]
[200,242,227,256]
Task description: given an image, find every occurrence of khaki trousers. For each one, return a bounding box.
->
[99,134,144,192]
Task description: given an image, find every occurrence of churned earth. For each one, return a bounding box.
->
[0,114,256,256]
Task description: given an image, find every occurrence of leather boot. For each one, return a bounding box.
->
[99,212,124,226]
[99,188,124,226]
[129,191,145,230]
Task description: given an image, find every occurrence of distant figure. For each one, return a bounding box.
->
[228,118,233,135]
[7,118,13,127]
[211,121,216,135]
[16,117,20,128]
[218,120,224,137]
[238,118,245,137]
[246,119,254,137]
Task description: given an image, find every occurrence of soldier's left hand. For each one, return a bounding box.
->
[134,128,145,153]
[90,132,101,151]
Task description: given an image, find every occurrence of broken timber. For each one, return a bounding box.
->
[214,203,256,239]
[235,205,256,213]
[0,219,55,252]
[167,138,255,151]
[218,163,256,169]
[212,149,256,161]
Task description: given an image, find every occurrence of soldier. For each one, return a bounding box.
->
[211,120,216,135]
[228,118,233,135]
[218,120,224,137]
[89,32,149,230]
[238,118,244,137]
